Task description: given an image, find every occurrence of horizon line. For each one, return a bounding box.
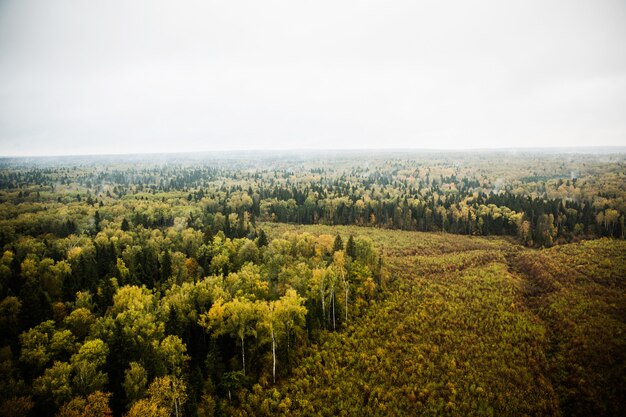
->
[1,145,626,159]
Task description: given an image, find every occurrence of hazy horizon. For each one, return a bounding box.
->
[2,145,625,160]
[1,0,625,156]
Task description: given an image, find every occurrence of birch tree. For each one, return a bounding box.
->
[199,297,258,376]
[257,289,306,383]
[333,250,350,323]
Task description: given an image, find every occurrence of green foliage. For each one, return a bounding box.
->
[0,152,624,416]
[155,335,189,377]
[20,321,75,372]
[123,362,147,407]
[33,361,73,407]
[70,339,108,396]
[126,376,187,417]
[5,152,620,246]
[0,296,21,341]
[63,308,95,341]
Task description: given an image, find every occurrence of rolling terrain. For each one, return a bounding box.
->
[224,224,626,416]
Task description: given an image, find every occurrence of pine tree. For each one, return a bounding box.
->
[345,235,356,259]
[257,229,268,247]
[332,235,343,253]
[94,210,101,233]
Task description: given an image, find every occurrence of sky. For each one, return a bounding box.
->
[0,0,625,156]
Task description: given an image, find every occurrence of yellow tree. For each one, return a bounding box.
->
[257,289,306,383]
[325,267,339,330]
[257,299,280,383]
[57,391,112,417]
[276,289,307,368]
[126,376,187,417]
[333,250,350,323]
[309,268,327,329]
[199,297,258,375]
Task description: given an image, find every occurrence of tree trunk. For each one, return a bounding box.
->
[321,286,325,329]
[286,326,291,367]
[332,290,336,330]
[344,284,349,322]
[241,336,246,375]
[272,329,276,384]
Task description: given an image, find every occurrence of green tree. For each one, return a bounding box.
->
[121,218,130,232]
[160,250,173,283]
[123,362,147,407]
[94,211,101,234]
[0,296,21,343]
[332,235,343,253]
[33,361,73,407]
[20,322,53,372]
[70,339,109,396]
[63,308,95,340]
[345,235,356,259]
[257,229,268,248]
[156,335,189,377]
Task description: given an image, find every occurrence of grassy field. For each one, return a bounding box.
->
[225,223,626,417]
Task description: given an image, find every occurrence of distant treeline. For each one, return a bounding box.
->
[1,154,624,247]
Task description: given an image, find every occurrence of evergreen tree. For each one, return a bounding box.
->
[160,250,172,283]
[257,229,268,248]
[345,235,356,259]
[94,210,101,233]
[332,235,343,253]
[121,218,130,232]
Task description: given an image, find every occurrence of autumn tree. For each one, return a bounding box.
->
[126,376,187,417]
[199,297,258,376]
[123,362,147,407]
[333,251,350,323]
[57,391,112,417]
[70,339,108,396]
[257,289,306,383]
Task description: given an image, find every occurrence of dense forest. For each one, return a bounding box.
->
[0,151,624,416]
[1,151,624,248]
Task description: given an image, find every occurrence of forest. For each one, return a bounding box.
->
[0,150,624,416]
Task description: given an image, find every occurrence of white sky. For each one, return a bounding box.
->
[0,0,625,156]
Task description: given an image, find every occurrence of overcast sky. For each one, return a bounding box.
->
[0,0,625,156]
